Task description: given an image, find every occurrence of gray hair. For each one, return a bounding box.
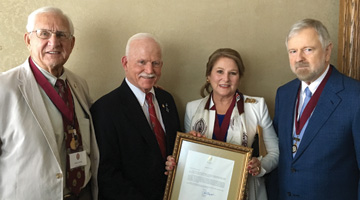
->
[26,6,74,35]
[125,33,162,57]
[286,18,331,49]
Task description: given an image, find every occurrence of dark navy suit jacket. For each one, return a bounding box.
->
[271,66,360,199]
[91,80,180,200]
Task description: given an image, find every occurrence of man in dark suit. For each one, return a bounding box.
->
[91,33,180,199]
[271,19,360,199]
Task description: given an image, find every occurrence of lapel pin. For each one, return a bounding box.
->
[162,103,169,112]
[245,98,257,103]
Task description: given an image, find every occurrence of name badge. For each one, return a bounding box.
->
[69,150,87,169]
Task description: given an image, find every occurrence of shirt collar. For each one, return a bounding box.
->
[32,60,67,86]
[301,64,330,95]
[125,78,155,106]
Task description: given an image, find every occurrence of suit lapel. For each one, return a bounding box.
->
[293,67,343,161]
[155,91,169,132]
[154,88,178,155]
[120,81,160,148]
[283,81,301,161]
[17,63,61,165]
[66,74,91,118]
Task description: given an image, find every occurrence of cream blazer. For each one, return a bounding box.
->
[0,60,99,200]
[184,95,279,200]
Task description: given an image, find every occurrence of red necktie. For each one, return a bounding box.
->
[55,79,85,195]
[146,92,166,159]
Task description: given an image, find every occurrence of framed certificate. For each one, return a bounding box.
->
[163,132,253,200]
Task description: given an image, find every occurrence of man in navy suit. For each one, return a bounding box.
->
[91,33,180,199]
[271,19,360,199]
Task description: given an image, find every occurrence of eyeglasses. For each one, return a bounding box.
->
[29,29,73,40]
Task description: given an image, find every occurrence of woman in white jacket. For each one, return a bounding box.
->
[166,48,279,200]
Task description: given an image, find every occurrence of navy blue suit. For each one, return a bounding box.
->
[91,80,180,200]
[272,66,360,199]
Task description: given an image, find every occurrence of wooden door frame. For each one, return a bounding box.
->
[338,0,360,80]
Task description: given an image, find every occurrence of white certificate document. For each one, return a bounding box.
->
[178,150,234,200]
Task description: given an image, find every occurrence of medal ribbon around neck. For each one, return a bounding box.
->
[295,67,332,135]
[29,57,74,123]
[209,91,244,142]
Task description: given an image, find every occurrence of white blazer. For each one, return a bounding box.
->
[0,60,99,200]
[184,95,279,200]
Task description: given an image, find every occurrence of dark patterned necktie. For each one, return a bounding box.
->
[55,79,85,195]
[146,92,166,159]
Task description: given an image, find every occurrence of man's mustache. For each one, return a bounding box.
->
[139,73,156,78]
[295,62,309,68]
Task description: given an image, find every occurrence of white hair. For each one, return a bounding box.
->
[125,33,162,56]
[26,6,74,35]
[286,18,331,49]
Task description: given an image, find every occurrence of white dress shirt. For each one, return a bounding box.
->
[125,78,166,132]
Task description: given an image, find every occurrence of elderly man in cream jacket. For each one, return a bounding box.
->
[0,7,99,200]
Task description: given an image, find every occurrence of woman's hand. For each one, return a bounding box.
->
[247,157,261,176]
[188,130,205,138]
[164,155,176,175]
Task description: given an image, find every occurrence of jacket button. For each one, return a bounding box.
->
[287,192,292,196]
[291,168,296,172]
[56,173,63,179]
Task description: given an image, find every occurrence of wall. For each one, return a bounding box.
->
[0,0,339,127]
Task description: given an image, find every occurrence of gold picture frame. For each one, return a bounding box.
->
[163,132,253,200]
